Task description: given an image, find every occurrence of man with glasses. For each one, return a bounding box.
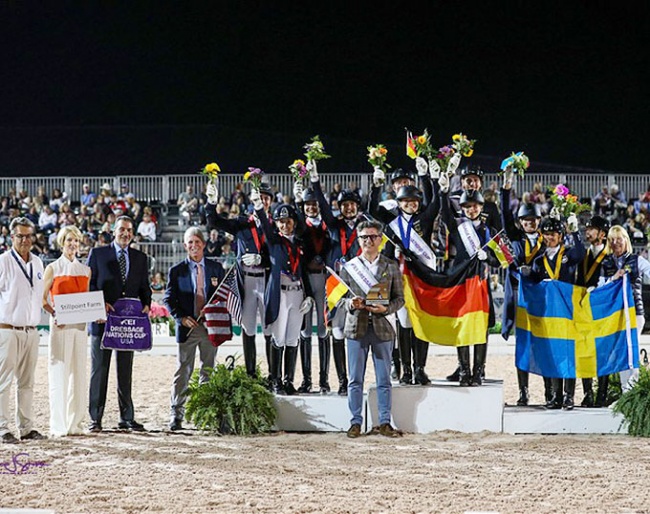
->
[338,220,404,438]
[0,217,47,443]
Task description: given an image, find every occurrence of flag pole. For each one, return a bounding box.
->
[325,265,353,292]
[480,228,505,251]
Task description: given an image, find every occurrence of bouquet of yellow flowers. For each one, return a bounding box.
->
[303,135,331,162]
[367,144,390,172]
[451,133,476,158]
[244,167,264,189]
[289,159,309,182]
[200,162,221,183]
[500,151,530,177]
[549,184,591,218]
[406,129,435,160]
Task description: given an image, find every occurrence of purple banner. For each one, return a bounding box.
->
[101,298,152,352]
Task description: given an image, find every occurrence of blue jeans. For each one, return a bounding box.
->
[347,326,394,426]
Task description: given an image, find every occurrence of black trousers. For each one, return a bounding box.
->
[89,335,135,423]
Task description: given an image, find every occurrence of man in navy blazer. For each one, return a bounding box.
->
[164,226,225,431]
[87,216,152,433]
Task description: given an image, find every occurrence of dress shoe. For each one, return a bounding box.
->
[169,419,183,431]
[347,424,361,438]
[2,432,19,444]
[21,430,47,441]
[118,420,145,432]
[378,423,402,438]
[88,421,102,433]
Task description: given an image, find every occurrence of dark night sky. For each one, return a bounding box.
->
[1,3,649,173]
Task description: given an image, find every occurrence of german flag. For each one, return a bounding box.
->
[402,258,489,346]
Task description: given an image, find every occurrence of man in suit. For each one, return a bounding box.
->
[338,220,405,439]
[87,216,151,432]
[164,227,225,431]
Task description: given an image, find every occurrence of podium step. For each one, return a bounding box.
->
[368,379,504,433]
[503,405,627,434]
[273,393,353,432]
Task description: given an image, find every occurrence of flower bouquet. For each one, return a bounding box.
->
[367,144,390,171]
[549,184,591,218]
[451,133,476,158]
[431,144,456,174]
[200,162,221,184]
[244,167,264,189]
[148,301,171,324]
[288,159,309,182]
[500,151,530,177]
[303,135,331,162]
[407,129,435,160]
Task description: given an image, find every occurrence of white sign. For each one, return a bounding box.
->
[53,291,106,325]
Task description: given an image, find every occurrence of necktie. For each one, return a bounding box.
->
[118,249,127,284]
[195,263,205,317]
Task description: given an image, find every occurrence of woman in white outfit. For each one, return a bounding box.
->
[42,226,91,436]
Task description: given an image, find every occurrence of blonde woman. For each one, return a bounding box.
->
[42,225,91,436]
[600,225,650,397]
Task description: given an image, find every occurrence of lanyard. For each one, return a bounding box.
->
[282,237,300,277]
[524,236,543,264]
[11,250,33,288]
[339,224,359,258]
[543,246,565,280]
[249,216,265,253]
[397,215,414,249]
[583,248,607,283]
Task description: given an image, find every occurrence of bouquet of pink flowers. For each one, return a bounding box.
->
[288,159,309,182]
[549,184,591,218]
[431,145,456,174]
[200,162,221,183]
[149,301,171,324]
[243,167,264,189]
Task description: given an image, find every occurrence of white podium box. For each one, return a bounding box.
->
[503,406,627,434]
[367,379,504,434]
[273,393,355,432]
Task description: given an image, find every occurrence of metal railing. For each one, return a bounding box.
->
[2,172,648,206]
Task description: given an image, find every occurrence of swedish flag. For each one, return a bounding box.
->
[515,275,639,379]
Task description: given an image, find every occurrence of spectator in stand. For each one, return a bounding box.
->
[150,271,165,292]
[17,190,32,212]
[0,226,9,252]
[118,183,131,200]
[177,185,198,226]
[329,183,342,203]
[80,184,97,207]
[34,186,49,208]
[25,205,39,226]
[125,194,141,222]
[616,204,637,226]
[229,182,247,207]
[49,188,68,213]
[137,212,157,242]
[78,233,94,258]
[610,184,627,210]
[592,186,613,217]
[634,184,650,214]
[204,229,222,258]
[220,242,237,270]
[100,182,113,200]
[530,183,545,205]
[39,205,58,232]
[625,217,645,244]
[108,194,127,216]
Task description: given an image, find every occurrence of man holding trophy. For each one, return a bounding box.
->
[338,220,405,438]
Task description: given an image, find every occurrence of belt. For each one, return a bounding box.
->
[281,284,303,292]
[308,269,326,274]
[243,271,265,278]
[0,324,36,331]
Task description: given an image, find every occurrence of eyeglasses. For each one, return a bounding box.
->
[12,234,33,241]
[358,234,381,241]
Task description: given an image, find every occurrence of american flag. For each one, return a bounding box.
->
[204,269,242,347]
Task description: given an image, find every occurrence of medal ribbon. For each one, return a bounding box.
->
[249,216,265,253]
[583,248,608,283]
[543,246,565,280]
[282,237,300,277]
[397,215,413,249]
[339,225,360,258]
[524,236,543,264]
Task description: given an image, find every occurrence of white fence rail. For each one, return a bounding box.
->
[4,172,648,205]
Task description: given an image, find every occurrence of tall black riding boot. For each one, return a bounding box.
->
[318,336,331,394]
[595,375,609,407]
[269,344,285,394]
[471,343,487,386]
[547,378,562,409]
[543,377,553,404]
[242,333,257,378]
[332,338,348,396]
[283,345,299,395]
[297,336,312,393]
[391,327,401,380]
[516,368,529,406]
[264,335,273,380]
[458,346,472,387]
[563,378,576,410]
[446,365,460,382]
[581,378,594,407]
[398,326,413,385]
[413,338,431,385]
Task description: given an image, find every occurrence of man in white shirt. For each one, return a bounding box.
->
[0,217,47,444]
